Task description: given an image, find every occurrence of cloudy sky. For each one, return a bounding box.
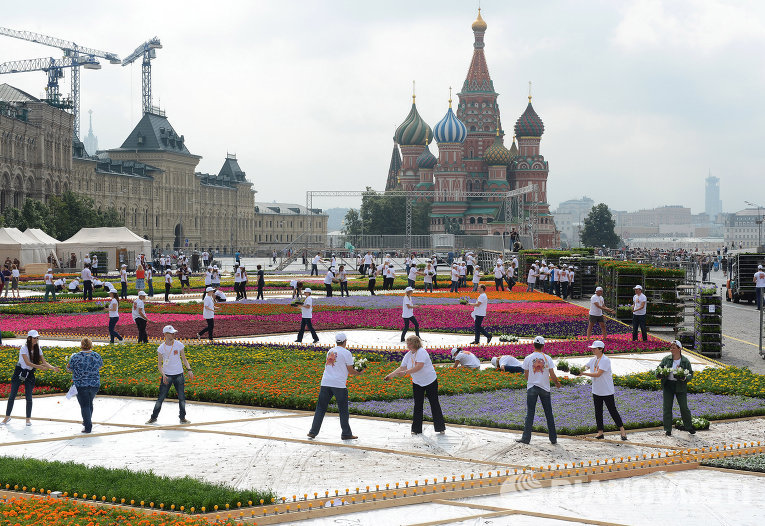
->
[3,0,764,214]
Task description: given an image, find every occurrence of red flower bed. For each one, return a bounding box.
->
[0,383,62,397]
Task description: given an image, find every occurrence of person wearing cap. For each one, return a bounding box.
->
[106,287,123,344]
[754,265,765,310]
[458,261,468,289]
[631,285,648,341]
[294,288,319,343]
[132,291,150,344]
[451,347,480,369]
[67,278,80,293]
[119,264,128,300]
[146,325,193,425]
[401,287,421,342]
[367,263,379,295]
[538,262,549,294]
[337,264,350,297]
[311,252,321,276]
[423,262,436,293]
[493,262,505,291]
[526,264,538,292]
[550,264,561,297]
[587,287,614,338]
[466,252,475,279]
[323,268,337,297]
[468,284,492,345]
[449,264,460,293]
[211,265,221,289]
[203,266,213,300]
[565,265,575,299]
[307,332,364,440]
[66,338,103,434]
[43,268,56,302]
[659,340,695,436]
[472,265,482,292]
[580,341,627,440]
[2,330,60,426]
[385,263,396,290]
[197,287,218,341]
[384,335,446,436]
[491,355,523,373]
[517,336,561,445]
[505,260,516,290]
[81,263,93,301]
[164,269,173,302]
[559,264,569,297]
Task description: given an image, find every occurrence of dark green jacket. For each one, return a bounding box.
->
[660,355,693,393]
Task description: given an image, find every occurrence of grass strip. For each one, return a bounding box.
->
[0,457,274,512]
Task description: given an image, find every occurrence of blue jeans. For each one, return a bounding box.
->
[521,385,557,443]
[527,282,535,292]
[76,385,99,432]
[147,279,154,297]
[309,386,353,438]
[5,366,35,418]
[108,317,122,344]
[150,373,186,420]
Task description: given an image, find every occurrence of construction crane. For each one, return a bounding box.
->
[0,55,100,108]
[122,37,162,114]
[0,26,120,138]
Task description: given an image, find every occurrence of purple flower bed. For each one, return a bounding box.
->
[346,384,765,434]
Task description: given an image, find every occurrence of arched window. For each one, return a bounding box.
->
[478,217,483,224]
[470,217,475,224]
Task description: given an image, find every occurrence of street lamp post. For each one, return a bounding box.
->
[745,201,763,250]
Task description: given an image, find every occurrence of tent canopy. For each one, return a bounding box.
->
[0,227,51,266]
[57,227,151,271]
[24,228,60,245]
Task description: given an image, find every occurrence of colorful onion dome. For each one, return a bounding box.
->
[433,105,467,144]
[483,134,511,165]
[514,98,545,137]
[508,136,519,159]
[472,8,487,31]
[416,142,437,169]
[395,99,432,146]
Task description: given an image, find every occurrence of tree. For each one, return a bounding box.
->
[580,203,620,248]
[342,208,362,236]
[355,188,430,235]
[47,191,123,240]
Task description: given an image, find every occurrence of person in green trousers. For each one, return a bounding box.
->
[659,340,695,436]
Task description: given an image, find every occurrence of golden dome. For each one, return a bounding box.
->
[472,8,487,31]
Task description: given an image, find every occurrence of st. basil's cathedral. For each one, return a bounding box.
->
[385,9,559,248]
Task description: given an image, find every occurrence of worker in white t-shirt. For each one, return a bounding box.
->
[132,290,149,343]
[307,332,364,440]
[119,265,128,300]
[67,279,80,293]
[468,284,492,344]
[517,336,561,444]
[451,347,480,369]
[294,288,319,343]
[81,264,93,300]
[526,264,538,292]
[538,263,549,293]
[324,269,336,297]
[491,355,523,373]
[164,269,173,302]
[422,262,436,293]
[565,267,575,299]
[43,268,56,302]
[53,277,66,292]
[400,287,420,342]
[311,253,321,276]
[337,265,349,297]
[466,252,475,278]
[450,264,460,292]
[754,265,765,310]
[493,263,505,291]
[472,265,482,292]
[580,340,627,440]
[146,325,193,425]
[197,287,218,341]
[458,262,467,288]
[559,264,569,297]
[362,251,373,275]
[587,286,614,338]
[631,285,648,341]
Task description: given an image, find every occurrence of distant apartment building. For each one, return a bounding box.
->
[552,196,594,247]
[615,205,693,238]
[725,208,764,249]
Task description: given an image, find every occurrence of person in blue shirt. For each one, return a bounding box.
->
[67,338,103,434]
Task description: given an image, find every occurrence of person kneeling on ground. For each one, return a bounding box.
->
[451,347,480,369]
[307,332,364,440]
[491,355,523,373]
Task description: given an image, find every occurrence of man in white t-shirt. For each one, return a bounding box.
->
[233,264,243,300]
[493,263,505,291]
[466,252,475,278]
[587,286,614,338]
[81,264,93,300]
[538,263,549,293]
[450,264,460,292]
[43,268,56,301]
[146,325,193,425]
[362,251,373,275]
[472,265,482,292]
[324,269,336,297]
[311,253,321,276]
[119,264,128,300]
[469,284,492,344]
[451,347,480,369]
[132,291,149,343]
[400,287,420,342]
[294,288,319,343]
[307,332,364,440]
[526,264,538,292]
[67,279,80,293]
[491,355,523,373]
[754,265,765,310]
[559,264,570,297]
[517,336,561,444]
[631,284,648,341]
[197,287,218,341]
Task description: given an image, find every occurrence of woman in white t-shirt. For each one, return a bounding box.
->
[422,263,436,293]
[107,288,123,344]
[11,265,20,298]
[384,335,445,435]
[197,287,218,341]
[580,340,627,440]
[337,265,349,297]
[400,287,420,342]
[2,330,60,426]
[472,265,482,292]
[367,264,378,296]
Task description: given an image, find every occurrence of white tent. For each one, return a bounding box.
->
[0,227,50,266]
[24,228,60,246]
[57,227,152,271]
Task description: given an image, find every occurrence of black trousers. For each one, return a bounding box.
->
[325,283,333,297]
[411,379,445,434]
[311,264,318,276]
[241,282,247,299]
[632,314,647,341]
[135,317,148,343]
[165,283,171,302]
[340,281,349,296]
[83,280,93,300]
[401,316,420,341]
[368,279,376,295]
[297,318,318,342]
[474,315,491,342]
[5,366,35,418]
[257,282,264,300]
[495,278,504,291]
[593,394,624,430]
[199,318,214,340]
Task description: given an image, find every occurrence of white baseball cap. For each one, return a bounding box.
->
[589,340,605,349]
[205,286,214,292]
[595,286,603,292]
[162,325,178,334]
[759,265,763,270]
[405,286,413,292]
[335,332,347,342]
[491,357,498,367]
[450,347,460,357]
[27,330,39,338]
[634,284,643,290]
[304,288,312,293]
[121,264,127,267]
[138,291,147,297]
[47,268,52,272]
[672,339,683,348]
[533,336,546,345]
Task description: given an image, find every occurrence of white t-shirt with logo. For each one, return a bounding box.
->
[590,294,605,316]
[499,355,522,368]
[755,271,765,288]
[132,298,145,321]
[158,341,185,375]
[44,273,53,285]
[301,296,313,319]
[203,295,215,319]
[522,351,555,391]
[454,350,480,369]
[320,346,354,388]
[109,298,120,318]
[473,292,488,317]
[402,295,414,318]
[587,355,615,396]
[633,293,647,315]
[402,347,437,387]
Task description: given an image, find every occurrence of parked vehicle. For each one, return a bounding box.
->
[725,253,764,303]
